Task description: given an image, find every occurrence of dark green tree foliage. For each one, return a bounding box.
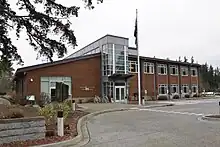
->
[0,0,103,73]
[200,63,220,91]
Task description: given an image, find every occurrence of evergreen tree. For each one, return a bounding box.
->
[0,0,103,74]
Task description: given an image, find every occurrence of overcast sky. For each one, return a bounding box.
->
[10,0,220,69]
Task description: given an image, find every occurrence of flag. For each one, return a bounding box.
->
[134,16,137,46]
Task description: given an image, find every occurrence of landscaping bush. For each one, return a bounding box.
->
[158,95,168,100]
[184,94,190,98]
[172,94,180,99]
[38,99,72,125]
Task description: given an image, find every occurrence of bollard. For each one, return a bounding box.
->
[57,111,64,136]
[72,100,76,111]
[142,98,145,105]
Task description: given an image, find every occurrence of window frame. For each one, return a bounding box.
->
[157,64,167,75]
[182,84,189,93]
[181,67,189,76]
[129,61,138,73]
[170,84,179,94]
[170,65,178,75]
[191,68,198,77]
[192,84,198,93]
[144,62,154,74]
[158,84,168,94]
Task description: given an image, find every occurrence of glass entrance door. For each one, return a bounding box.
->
[115,86,125,102]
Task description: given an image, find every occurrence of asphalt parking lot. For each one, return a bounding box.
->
[83,98,220,147]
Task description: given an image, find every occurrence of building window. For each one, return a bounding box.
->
[144,62,154,74]
[181,67,188,76]
[129,61,138,73]
[170,65,178,75]
[191,68,197,76]
[192,84,198,93]
[159,84,168,94]
[182,84,189,93]
[171,84,178,93]
[158,64,167,75]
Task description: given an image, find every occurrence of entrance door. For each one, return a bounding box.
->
[115,86,125,102]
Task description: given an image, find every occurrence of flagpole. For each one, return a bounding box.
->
[136,9,141,106]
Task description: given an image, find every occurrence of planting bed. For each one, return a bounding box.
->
[0,110,88,147]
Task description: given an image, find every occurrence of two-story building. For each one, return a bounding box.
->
[14,34,201,103]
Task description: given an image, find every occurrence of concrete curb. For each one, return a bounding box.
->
[201,115,220,121]
[33,104,172,147]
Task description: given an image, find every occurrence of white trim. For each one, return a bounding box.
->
[113,44,115,73]
[191,68,198,77]
[115,86,126,102]
[182,84,189,93]
[170,65,178,76]
[158,84,168,94]
[129,61,138,73]
[124,46,127,74]
[170,84,179,94]
[144,62,154,74]
[157,64,167,75]
[181,67,189,76]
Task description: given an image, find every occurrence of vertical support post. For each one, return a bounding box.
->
[219,102,220,114]
[57,111,64,136]
[72,100,76,111]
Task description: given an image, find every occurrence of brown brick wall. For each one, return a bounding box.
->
[129,73,138,97]
[157,75,168,84]
[22,55,101,101]
[181,76,190,84]
[170,76,178,84]
[142,74,154,96]
[191,76,198,84]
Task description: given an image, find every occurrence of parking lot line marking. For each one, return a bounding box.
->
[139,108,204,116]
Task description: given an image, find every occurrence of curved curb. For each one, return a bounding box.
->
[33,104,173,147]
[201,115,220,122]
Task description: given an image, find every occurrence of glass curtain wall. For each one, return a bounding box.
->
[102,44,113,76]
[102,43,129,99]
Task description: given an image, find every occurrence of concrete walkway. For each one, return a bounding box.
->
[78,102,164,113]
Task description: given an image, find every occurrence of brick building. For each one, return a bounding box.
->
[14,34,201,103]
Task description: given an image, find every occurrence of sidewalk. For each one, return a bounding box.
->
[78,102,169,113]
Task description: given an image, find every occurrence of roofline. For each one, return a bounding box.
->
[129,55,201,67]
[15,53,101,74]
[66,34,129,59]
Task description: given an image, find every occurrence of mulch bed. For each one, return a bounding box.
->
[0,110,89,147]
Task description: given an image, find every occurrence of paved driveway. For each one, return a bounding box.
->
[83,99,220,147]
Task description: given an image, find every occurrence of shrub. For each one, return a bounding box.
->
[185,94,190,98]
[172,94,180,99]
[38,104,56,125]
[158,95,168,100]
[38,100,72,125]
[39,92,50,107]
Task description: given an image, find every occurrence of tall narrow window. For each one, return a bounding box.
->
[158,64,167,75]
[170,65,178,75]
[181,67,188,76]
[171,84,178,93]
[159,84,168,94]
[182,84,189,93]
[144,62,154,74]
[191,68,197,76]
[129,61,138,73]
